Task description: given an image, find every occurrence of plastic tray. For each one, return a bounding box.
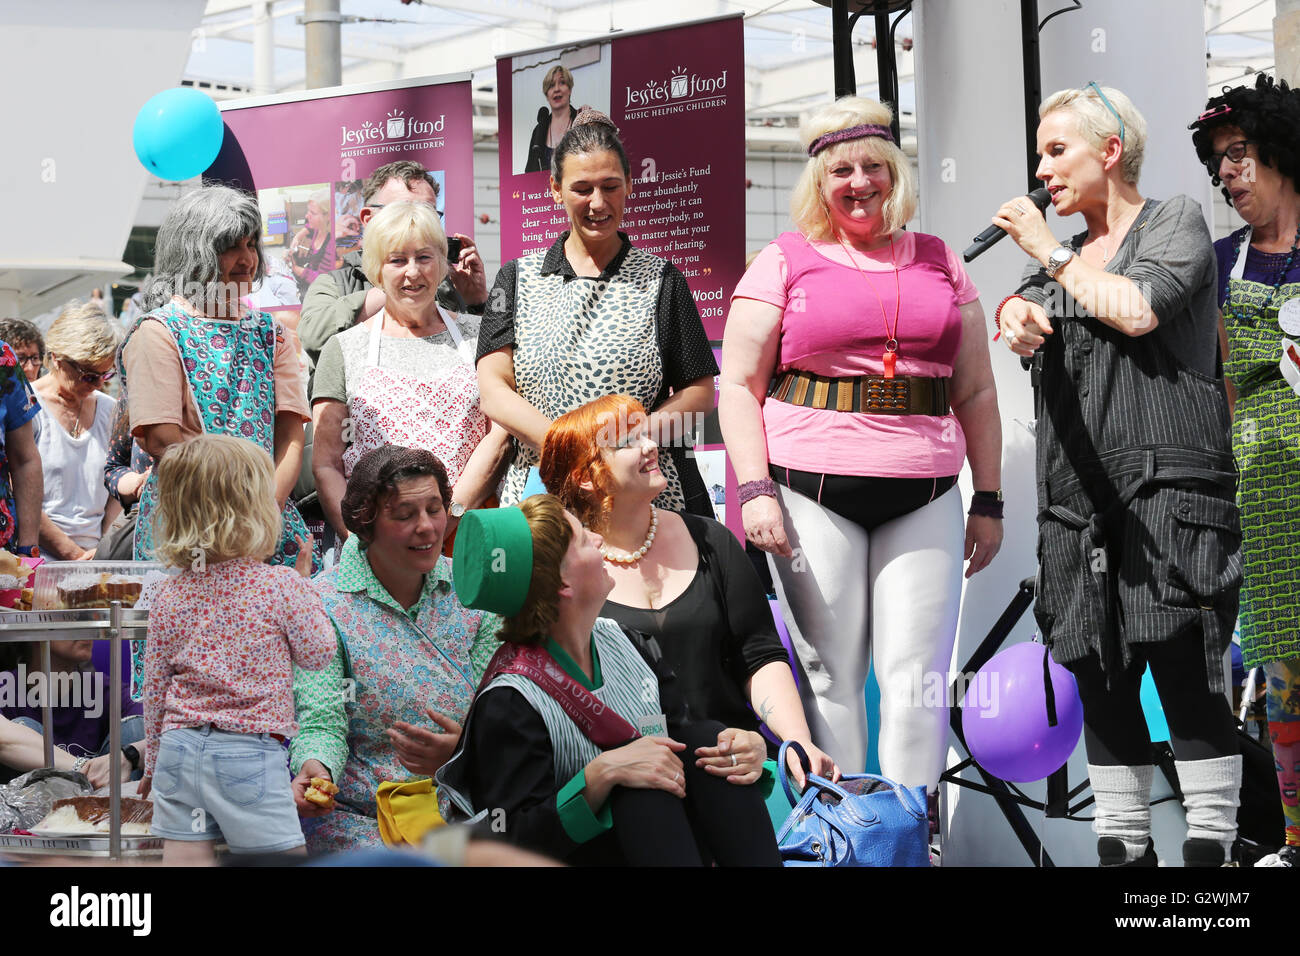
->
[32,561,171,612]
[0,831,164,857]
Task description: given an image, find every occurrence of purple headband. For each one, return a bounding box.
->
[808,123,895,156]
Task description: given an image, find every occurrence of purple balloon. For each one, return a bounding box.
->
[961,642,1083,783]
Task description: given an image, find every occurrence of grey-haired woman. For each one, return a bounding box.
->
[119,184,315,697]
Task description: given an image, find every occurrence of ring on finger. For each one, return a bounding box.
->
[730,753,737,768]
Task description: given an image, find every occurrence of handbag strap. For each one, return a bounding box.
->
[778,740,928,816]
[481,642,640,749]
[778,740,811,807]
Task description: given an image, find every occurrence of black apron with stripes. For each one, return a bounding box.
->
[1032,200,1241,691]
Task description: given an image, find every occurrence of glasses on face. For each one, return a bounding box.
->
[1203,140,1253,176]
[15,354,41,369]
[57,355,114,385]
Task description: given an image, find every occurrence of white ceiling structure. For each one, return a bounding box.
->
[185,0,1286,152]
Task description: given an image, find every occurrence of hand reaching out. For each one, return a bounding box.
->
[387,707,463,777]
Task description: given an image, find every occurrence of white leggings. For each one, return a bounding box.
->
[768,483,965,788]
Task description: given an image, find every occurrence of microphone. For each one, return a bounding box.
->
[962,188,1052,262]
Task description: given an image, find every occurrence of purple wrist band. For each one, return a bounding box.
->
[968,496,1004,519]
[738,478,778,505]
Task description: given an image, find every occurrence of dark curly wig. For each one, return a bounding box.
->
[1190,74,1300,206]
[341,445,451,543]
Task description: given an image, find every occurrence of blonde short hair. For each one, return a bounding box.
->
[360,200,448,288]
[153,435,282,568]
[542,65,574,96]
[790,96,917,240]
[45,302,121,367]
[1039,85,1148,185]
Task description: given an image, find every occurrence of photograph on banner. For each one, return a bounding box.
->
[255,183,334,306]
[495,15,744,338]
[510,40,611,175]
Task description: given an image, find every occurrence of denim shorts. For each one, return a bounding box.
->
[152,725,304,853]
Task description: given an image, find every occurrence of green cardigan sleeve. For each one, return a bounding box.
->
[290,624,351,778]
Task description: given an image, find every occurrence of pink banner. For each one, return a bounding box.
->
[496,16,744,340]
[206,76,474,327]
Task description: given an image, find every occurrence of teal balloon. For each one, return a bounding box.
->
[132,88,224,181]
[1139,665,1169,743]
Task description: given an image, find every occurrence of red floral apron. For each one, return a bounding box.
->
[341,307,487,488]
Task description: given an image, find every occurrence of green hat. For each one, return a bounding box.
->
[452,507,534,616]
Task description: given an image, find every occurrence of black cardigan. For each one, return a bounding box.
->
[525,105,578,174]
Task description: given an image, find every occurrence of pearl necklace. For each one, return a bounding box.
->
[600,505,658,565]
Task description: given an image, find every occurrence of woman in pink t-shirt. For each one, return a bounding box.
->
[719,97,1003,815]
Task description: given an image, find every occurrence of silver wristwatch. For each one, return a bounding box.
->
[1045,246,1075,279]
[448,501,467,519]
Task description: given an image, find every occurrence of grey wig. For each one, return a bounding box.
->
[144,185,267,312]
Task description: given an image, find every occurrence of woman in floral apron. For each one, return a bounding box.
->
[1192,76,1300,867]
[310,201,511,552]
[476,109,718,516]
[290,446,500,853]
[120,185,317,696]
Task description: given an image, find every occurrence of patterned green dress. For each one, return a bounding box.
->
[1220,230,1300,667]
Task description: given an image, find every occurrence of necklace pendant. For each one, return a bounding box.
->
[883,342,897,379]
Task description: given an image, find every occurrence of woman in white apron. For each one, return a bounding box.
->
[311,201,511,551]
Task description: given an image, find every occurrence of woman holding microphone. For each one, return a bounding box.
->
[996,84,1242,867]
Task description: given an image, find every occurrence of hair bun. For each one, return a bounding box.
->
[572,107,618,134]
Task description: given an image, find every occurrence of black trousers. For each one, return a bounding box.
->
[1067,633,1238,766]
[608,721,782,866]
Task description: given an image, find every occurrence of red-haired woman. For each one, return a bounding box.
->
[540,394,838,789]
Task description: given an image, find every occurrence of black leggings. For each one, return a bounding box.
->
[1066,634,1238,766]
[772,466,958,533]
[608,721,782,866]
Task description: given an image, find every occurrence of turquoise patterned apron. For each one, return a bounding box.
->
[125,302,318,697]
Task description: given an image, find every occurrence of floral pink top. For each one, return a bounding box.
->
[143,558,335,777]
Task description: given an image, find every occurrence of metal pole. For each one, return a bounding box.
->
[873,3,897,120]
[832,0,857,97]
[303,0,342,90]
[109,603,122,861]
[1020,0,1042,193]
[39,641,53,768]
[254,0,275,95]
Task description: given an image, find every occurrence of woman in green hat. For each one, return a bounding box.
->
[436,494,781,865]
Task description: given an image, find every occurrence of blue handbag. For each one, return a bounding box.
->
[774,741,930,867]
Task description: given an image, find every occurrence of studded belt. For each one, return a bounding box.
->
[767,370,951,415]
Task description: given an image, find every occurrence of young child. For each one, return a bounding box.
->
[140,435,335,863]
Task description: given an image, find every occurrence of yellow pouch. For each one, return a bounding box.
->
[375,778,446,847]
